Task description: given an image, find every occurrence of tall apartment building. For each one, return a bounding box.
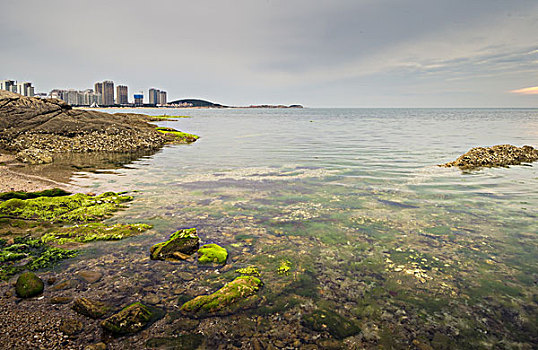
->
[102,80,114,106]
[116,85,128,105]
[16,82,34,97]
[94,82,103,96]
[148,88,159,105]
[1,80,34,96]
[94,80,115,106]
[0,80,17,93]
[149,88,167,105]
[158,91,167,105]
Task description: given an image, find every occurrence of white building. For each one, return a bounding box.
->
[15,82,35,97]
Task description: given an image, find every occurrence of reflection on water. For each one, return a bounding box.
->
[63,108,537,348]
[15,150,158,184]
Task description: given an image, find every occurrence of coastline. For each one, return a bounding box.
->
[0,153,76,193]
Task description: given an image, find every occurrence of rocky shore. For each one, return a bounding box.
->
[441,144,538,169]
[0,90,197,165]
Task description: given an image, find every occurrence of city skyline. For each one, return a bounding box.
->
[2,78,169,106]
[1,1,538,107]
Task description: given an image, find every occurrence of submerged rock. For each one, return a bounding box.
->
[76,270,103,284]
[15,271,44,298]
[59,318,83,336]
[441,144,538,169]
[72,297,109,319]
[15,147,53,164]
[101,302,153,335]
[180,276,262,318]
[197,243,228,265]
[150,228,200,261]
[146,334,205,349]
[302,308,361,339]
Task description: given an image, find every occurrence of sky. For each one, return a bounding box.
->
[1,0,538,107]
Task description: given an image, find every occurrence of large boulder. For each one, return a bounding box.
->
[302,308,361,339]
[150,228,200,261]
[180,276,262,318]
[72,297,109,319]
[101,302,153,335]
[15,271,44,298]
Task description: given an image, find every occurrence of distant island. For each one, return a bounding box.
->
[168,99,303,109]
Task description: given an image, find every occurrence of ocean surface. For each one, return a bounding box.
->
[70,108,537,348]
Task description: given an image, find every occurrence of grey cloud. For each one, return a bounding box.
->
[1,0,538,107]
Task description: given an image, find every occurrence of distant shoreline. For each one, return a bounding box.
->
[76,105,304,110]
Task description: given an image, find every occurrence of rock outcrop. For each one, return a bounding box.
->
[101,302,153,335]
[150,228,200,261]
[0,90,197,163]
[441,144,538,169]
[180,276,262,318]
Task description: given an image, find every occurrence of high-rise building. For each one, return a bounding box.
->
[50,89,102,106]
[94,80,114,106]
[94,82,103,96]
[102,80,114,106]
[116,85,128,105]
[134,93,144,106]
[0,80,16,92]
[16,82,34,97]
[158,91,167,105]
[148,88,159,105]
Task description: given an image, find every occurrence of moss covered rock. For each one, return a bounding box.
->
[72,297,109,319]
[180,276,262,318]
[302,308,361,339]
[101,302,153,335]
[146,334,204,349]
[15,271,44,298]
[150,228,199,261]
[197,243,228,265]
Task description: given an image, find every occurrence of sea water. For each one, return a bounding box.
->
[69,108,537,348]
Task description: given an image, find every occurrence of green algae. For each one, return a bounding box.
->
[41,223,151,245]
[150,228,199,261]
[180,276,262,317]
[277,259,291,275]
[235,266,260,276]
[0,188,71,201]
[197,243,228,265]
[0,236,77,280]
[149,115,191,120]
[155,127,199,143]
[0,192,133,223]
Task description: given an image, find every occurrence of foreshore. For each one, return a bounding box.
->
[0,153,75,193]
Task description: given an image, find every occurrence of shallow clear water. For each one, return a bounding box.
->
[70,108,537,348]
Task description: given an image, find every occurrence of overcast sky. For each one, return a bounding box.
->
[1,0,538,107]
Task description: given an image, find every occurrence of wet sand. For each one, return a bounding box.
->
[0,154,75,193]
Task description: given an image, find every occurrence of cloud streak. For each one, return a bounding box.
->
[511,87,538,95]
